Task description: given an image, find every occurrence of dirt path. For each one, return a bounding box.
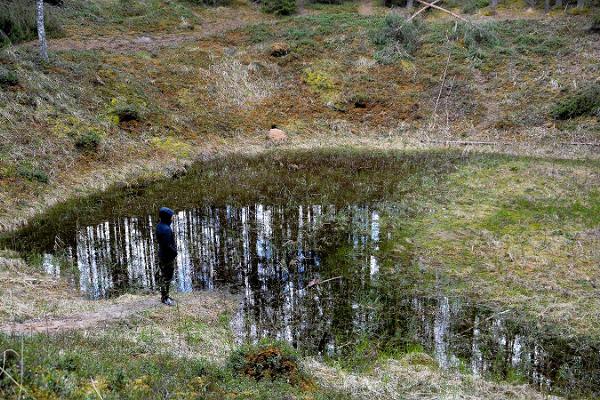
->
[0,296,160,335]
[44,15,263,53]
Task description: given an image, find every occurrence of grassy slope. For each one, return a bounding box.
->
[1,0,599,226]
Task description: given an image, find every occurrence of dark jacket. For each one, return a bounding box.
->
[156,207,177,261]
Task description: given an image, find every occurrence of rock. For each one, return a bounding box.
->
[267,128,288,142]
[270,42,290,57]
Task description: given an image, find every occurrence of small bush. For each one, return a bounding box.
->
[551,83,600,120]
[0,0,62,47]
[383,0,408,7]
[458,22,500,48]
[590,14,600,33]
[0,67,18,87]
[262,0,297,15]
[75,131,103,151]
[227,341,302,384]
[186,0,232,6]
[17,162,49,183]
[371,15,421,64]
[462,0,489,14]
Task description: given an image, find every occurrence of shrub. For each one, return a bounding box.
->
[458,22,499,48]
[590,14,600,33]
[17,162,49,183]
[262,0,297,15]
[462,0,489,14]
[371,15,421,64]
[186,0,232,6]
[383,0,408,7]
[551,83,600,120]
[0,67,18,87]
[75,131,103,151]
[227,341,302,384]
[0,0,62,47]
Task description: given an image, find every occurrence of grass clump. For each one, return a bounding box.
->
[262,0,297,15]
[186,0,232,6]
[0,0,62,47]
[17,162,49,184]
[462,0,489,14]
[551,83,600,120]
[371,15,421,64]
[590,13,600,33]
[75,131,103,151]
[0,66,18,88]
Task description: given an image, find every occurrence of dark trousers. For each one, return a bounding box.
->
[158,258,175,301]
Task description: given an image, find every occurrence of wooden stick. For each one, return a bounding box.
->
[307,276,342,289]
[430,43,451,128]
[414,0,469,22]
[407,0,442,21]
[560,142,600,146]
[422,140,600,147]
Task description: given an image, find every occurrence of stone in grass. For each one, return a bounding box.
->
[267,128,288,142]
[270,42,290,57]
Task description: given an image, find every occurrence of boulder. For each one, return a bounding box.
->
[267,128,288,142]
[270,42,290,57]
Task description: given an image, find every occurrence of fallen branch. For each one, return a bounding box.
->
[421,140,600,147]
[421,140,511,145]
[414,0,469,22]
[560,142,600,147]
[307,276,342,289]
[407,0,442,21]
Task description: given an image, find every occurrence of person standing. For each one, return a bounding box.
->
[156,207,177,306]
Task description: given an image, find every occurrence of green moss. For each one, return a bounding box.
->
[481,193,600,235]
[303,68,336,92]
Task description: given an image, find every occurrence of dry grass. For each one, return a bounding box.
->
[305,355,550,400]
[200,55,282,109]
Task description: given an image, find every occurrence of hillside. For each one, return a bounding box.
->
[1,0,600,399]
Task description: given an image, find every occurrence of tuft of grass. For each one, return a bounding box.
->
[262,0,297,16]
[186,0,232,6]
[462,0,490,14]
[0,67,18,88]
[17,162,49,184]
[75,131,103,151]
[371,15,421,64]
[551,83,600,120]
[591,13,600,33]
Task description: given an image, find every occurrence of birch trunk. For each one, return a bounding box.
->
[36,0,48,62]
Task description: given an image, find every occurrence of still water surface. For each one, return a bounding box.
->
[38,203,600,396]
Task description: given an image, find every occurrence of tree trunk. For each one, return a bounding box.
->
[36,0,48,62]
[491,0,498,8]
[577,0,584,8]
[555,0,562,7]
[407,0,414,8]
[544,0,550,12]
